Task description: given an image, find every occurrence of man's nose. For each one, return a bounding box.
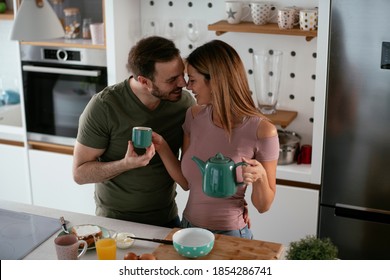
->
[177,75,187,88]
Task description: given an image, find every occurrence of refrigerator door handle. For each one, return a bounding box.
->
[335,204,390,225]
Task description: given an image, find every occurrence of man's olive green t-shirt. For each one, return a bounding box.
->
[77,79,194,226]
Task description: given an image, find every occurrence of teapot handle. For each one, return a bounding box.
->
[234,162,248,186]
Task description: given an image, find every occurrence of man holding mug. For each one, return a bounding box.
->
[72,36,195,228]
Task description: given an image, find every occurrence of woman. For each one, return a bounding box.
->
[153,40,279,239]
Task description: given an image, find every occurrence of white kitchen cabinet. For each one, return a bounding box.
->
[28,149,95,215]
[176,184,319,246]
[0,142,30,204]
[248,185,319,246]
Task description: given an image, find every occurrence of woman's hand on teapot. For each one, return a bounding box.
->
[241,157,265,184]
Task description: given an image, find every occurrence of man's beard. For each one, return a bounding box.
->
[151,83,182,102]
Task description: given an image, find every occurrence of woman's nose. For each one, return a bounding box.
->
[184,79,192,89]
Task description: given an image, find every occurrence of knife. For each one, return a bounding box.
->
[60,216,69,234]
[128,236,173,245]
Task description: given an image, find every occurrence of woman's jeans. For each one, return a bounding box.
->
[181,216,253,239]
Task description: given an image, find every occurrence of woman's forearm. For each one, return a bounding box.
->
[157,141,189,190]
[251,174,275,213]
[245,159,277,213]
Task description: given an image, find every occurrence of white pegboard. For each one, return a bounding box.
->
[139,0,319,145]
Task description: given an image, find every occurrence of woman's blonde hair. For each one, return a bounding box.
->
[186,40,263,137]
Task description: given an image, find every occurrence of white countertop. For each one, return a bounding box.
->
[0,104,22,127]
[0,200,172,260]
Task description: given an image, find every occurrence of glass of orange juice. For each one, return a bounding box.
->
[96,238,116,260]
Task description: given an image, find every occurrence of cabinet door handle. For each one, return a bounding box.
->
[22,65,101,77]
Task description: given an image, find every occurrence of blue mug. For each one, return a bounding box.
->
[2,90,20,105]
[132,126,152,148]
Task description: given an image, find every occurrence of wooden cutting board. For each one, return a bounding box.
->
[152,228,284,260]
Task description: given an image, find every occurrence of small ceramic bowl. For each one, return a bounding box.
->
[172,228,215,258]
[115,232,135,249]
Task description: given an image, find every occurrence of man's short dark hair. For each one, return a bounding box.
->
[127,36,180,81]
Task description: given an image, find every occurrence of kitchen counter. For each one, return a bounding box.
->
[0,200,171,260]
[0,104,22,127]
[0,200,284,260]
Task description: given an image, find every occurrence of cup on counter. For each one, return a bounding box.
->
[2,90,20,105]
[249,1,276,25]
[132,126,152,148]
[95,238,117,260]
[54,234,88,260]
[90,22,105,45]
[297,144,312,164]
[277,7,299,30]
[299,9,318,31]
[225,1,250,24]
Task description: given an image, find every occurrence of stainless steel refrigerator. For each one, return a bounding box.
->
[318,0,390,259]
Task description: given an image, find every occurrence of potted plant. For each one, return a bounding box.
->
[285,235,338,260]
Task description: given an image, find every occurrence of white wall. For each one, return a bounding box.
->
[0,20,20,93]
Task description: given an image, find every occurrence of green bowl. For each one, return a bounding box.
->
[172,228,215,258]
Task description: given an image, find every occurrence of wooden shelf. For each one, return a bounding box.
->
[264,110,297,128]
[0,10,14,20]
[208,20,317,42]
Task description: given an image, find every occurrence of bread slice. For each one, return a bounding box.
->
[71,225,103,247]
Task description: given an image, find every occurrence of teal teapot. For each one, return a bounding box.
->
[192,153,247,198]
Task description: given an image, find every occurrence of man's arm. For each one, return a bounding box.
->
[72,140,156,185]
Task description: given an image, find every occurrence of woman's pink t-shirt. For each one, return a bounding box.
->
[181,105,279,230]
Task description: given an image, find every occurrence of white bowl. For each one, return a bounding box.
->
[172,228,215,258]
[115,232,135,249]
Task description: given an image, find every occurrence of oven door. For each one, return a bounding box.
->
[22,61,107,146]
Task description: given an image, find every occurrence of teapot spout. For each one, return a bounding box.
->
[192,156,206,176]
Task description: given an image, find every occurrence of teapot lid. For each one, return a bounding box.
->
[209,153,231,163]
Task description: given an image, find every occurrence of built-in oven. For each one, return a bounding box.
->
[20,45,107,146]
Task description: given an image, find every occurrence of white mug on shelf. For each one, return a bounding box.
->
[225,1,250,24]
[250,1,277,25]
[285,6,301,24]
[299,9,318,31]
[277,7,299,30]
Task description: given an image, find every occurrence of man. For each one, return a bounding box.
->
[72,36,195,227]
